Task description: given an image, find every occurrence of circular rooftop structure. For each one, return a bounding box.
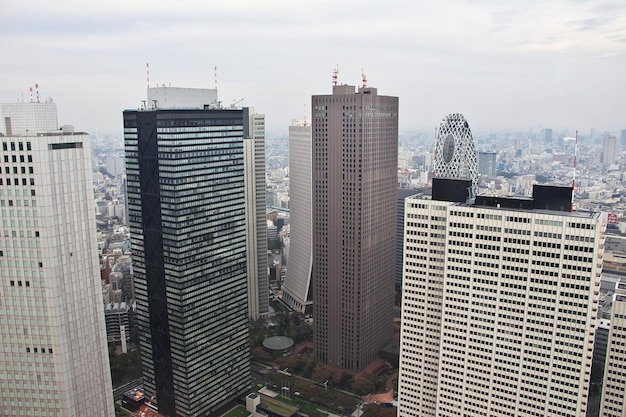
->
[263,336,295,357]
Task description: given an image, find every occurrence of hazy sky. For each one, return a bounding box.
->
[1,0,625,137]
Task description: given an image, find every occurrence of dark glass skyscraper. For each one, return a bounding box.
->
[312,85,398,371]
[124,107,250,417]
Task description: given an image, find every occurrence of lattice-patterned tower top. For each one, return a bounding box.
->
[434,113,478,196]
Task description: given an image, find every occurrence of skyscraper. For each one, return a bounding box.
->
[0,101,114,416]
[397,180,606,417]
[477,151,497,177]
[124,91,250,416]
[312,84,398,371]
[602,134,617,165]
[434,113,478,195]
[599,279,626,416]
[544,128,553,144]
[244,110,269,318]
[282,120,313,314]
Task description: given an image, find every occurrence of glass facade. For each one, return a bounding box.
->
[124,109,250,417]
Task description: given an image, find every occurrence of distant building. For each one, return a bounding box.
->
[477,151,497,177]
[282,120,313,314]
[312,84,397,371]
[105,301,131,345]
[603,134,617,165]
[105,155,125,177]
[544,128,553,144]
[0,100,114,416]
[621,129,626,148]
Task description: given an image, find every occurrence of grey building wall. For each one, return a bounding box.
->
[312,85,398,371]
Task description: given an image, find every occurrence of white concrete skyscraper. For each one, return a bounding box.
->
[282,120,313,314]
[244,110,269,318]
[0,100,114,416]
[397,180,606,417]
[599,279,626,416]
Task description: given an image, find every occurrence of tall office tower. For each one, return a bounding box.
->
[600,279,626,416]
[621,129,626,148]
[244,110,269,318]
[312,84,398,371]
[396,188,420,287]
[544,128,553,144]
[124,93,250,416]
[603,134,617,165]
[434,113,478,196]
[477,151,497,177]
[397,179,606,417]
[0,101,114,416]
[282,120,313,314]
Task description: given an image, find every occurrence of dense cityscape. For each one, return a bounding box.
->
[1,81,625,417]
[2,2,626,417]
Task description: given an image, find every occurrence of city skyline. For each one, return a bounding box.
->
[1,0,625,136]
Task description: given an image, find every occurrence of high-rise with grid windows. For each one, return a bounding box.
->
[124,94,251,416]
[0,101,114,416]
[397,180,606,417]
[312,84,398,371]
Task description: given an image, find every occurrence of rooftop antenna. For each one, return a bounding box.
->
[362,69,367,88]
[332,65,339,86]
[35,83,40,103]
[29,86,33,103]
[433,126,438,177]
[146,62,150,89]
[214,66,218,92]
[571,129,578,211]
[303,103,307,126]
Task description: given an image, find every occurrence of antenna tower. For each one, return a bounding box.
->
[433,126,438,177]
[332,65,339,86]
[571,130,578,211]
[146,62,150,89]
[214,66,218,91]
[35,83,40,102]
[362,69,367,88]
[29,86,33,103]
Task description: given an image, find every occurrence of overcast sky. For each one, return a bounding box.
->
[1,0,625,137]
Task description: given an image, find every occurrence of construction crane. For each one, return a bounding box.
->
[230,98,244,108]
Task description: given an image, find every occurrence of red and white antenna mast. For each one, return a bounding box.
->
[214,66,218,92]
[146,62,150,89]
[29,86,33,103]
[571,129,578,211]
[362,69,367,88]
[35,83,40,102]
[332,65,339,86]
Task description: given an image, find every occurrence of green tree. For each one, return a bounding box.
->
[352,377,375,396]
